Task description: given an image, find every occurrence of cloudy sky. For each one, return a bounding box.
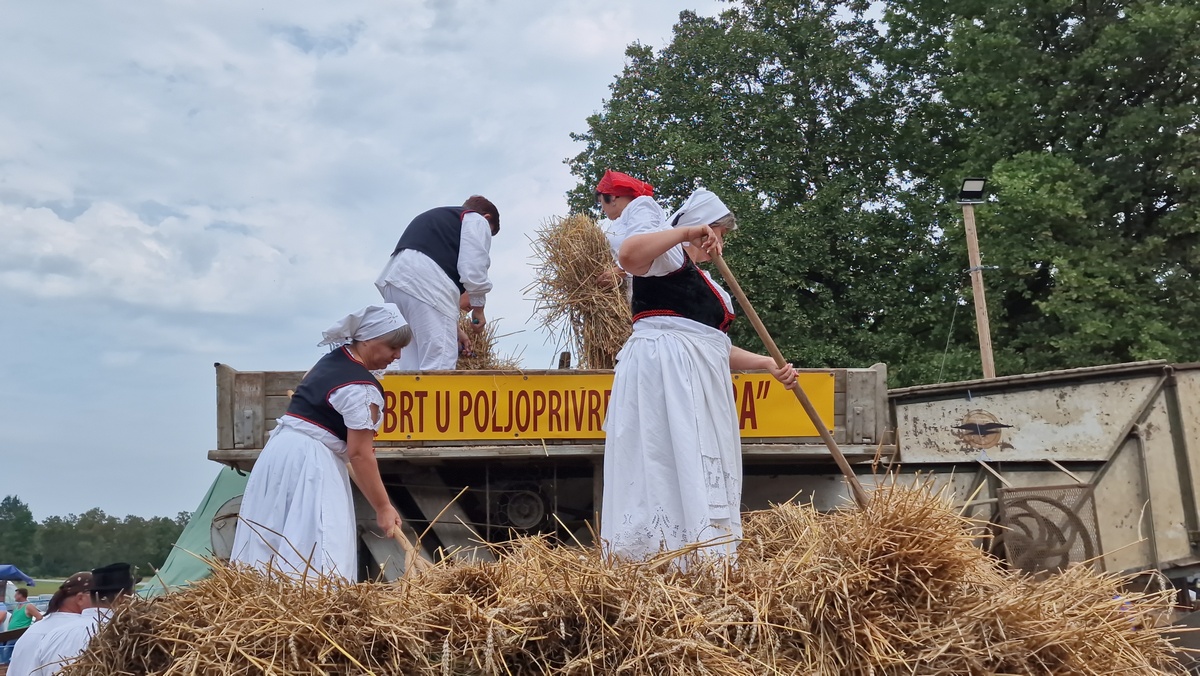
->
[0,0,724,520]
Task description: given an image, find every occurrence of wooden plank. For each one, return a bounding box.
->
[845,370,877,444]
[232,372,266,449]
[265,371,306,396]
[215,363,236,451]
[209,443,890,464]
[871,363,889,445]
[264,395,290,421]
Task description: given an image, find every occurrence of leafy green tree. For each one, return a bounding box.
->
[34,515,78,576]
[880,0,1200,374]
[568,0,961,381]
[569,0,1200,385]
[0,496,38,571]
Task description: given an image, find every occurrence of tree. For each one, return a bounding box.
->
[0,496,38,571]
[569,0,963,382]
[568,0,1200,385]
[883,0,1200,375]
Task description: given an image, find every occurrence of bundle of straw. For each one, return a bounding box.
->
[527,214,630,369]
[455,316,523,370]
[66,483,1186,675]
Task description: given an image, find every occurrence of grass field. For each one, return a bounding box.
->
[5,578,63,601]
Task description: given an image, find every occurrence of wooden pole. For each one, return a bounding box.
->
[960,204,996,379]
[711,253,871,508]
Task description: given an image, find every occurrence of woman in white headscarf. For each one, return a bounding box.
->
[232,304,412,580]
[601,188,798,563]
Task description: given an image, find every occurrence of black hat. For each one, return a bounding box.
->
[90,562,135,594]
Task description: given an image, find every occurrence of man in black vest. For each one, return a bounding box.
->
[375,195,500,370]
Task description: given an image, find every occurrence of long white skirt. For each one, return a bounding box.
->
[601,318,741,561]
[231,424,357,581]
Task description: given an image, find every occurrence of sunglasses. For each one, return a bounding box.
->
[596,193,617,205]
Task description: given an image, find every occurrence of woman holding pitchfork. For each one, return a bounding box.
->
[598,180,798,561]
[232,304,412,581]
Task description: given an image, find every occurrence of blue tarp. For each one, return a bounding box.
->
[0,565,35,586]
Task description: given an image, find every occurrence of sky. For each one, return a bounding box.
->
[0,0,725,521]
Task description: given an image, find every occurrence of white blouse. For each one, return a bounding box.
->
[277,382,384,456]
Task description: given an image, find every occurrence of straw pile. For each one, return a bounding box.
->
[455,316,523,370]
[527,214,630,369]
[65,484,1187,675]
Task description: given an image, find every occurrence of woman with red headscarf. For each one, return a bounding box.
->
[597,171,797,563]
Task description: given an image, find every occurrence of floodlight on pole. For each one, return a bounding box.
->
[957,178,995,379]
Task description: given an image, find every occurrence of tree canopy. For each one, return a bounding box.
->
[568,0,1199,386]
[0,495,188,578]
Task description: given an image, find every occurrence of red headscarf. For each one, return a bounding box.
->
[595,170,654,198]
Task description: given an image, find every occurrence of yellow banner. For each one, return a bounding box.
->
[377,372,834,441]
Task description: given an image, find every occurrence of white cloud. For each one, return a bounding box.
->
[0,0,724,519]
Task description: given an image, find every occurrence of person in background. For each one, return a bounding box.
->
[232,304,411,580]
[7,572,93,676]
[31,563,136,674]
[376,196,500,370]
[600,181,798,562]
[593,169,658,294]
[7,588,44,631]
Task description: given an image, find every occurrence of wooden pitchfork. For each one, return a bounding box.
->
[711,253,872,508]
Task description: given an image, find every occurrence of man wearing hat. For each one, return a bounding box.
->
[376,195,500,371]
[16,564,135,675]
[6,572,93,676]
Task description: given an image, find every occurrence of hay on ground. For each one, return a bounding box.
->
[527,214,630,369]
[66,483,1187,675]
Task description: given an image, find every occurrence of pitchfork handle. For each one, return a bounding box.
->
[712,253,871,508]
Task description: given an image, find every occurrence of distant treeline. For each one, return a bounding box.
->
[0,496,188,579]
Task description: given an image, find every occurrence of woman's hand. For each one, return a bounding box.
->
[470,307,487,333]
[686,224,722,258]
[376,504,403,537]
[595,264,624,288]
[457,326,475,357]
[768,359,799,390]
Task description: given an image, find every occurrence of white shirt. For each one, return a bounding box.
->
[375,211,493,317]
[277,382,384,458]
[7,609,102,676]
[602,195,665,266]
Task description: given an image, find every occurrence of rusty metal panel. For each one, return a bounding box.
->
[1093,441,1156,572]
[1174,370,1200,531]
[1137,396,1191,565]
[895,375,1161,463]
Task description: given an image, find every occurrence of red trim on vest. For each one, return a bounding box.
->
[696,267,736,332]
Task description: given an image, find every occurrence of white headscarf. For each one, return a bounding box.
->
[319,303,406,347]
[667,189,732,229]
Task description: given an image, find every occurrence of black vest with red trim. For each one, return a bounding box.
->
[391,206,474,294]
[285,347,384,442]
[631,255,735,332]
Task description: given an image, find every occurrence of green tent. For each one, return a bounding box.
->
[141,467,247,596]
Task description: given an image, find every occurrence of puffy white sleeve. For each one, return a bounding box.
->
[457,212,493,307]
[622,196,685,277]
[328,383,386,431]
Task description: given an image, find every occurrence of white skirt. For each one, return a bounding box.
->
[231,423,357,581]
[601,318,741,561]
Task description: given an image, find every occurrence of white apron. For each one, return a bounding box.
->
[601,316,740,561]
[231,419,357,581]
